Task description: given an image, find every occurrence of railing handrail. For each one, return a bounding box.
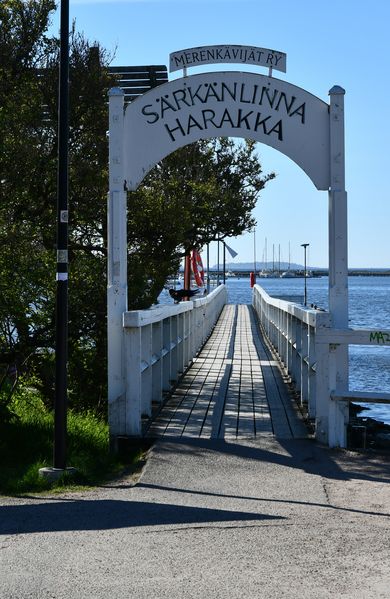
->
[316,327,390,346]
[253,284,331,326]
[110,284,227,438]
[331,391,390,403]
[123,285,226,328]
[254,284,390,344]
[252,283,390,448]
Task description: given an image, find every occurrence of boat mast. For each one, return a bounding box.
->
[288,241,291,271]
[272,243,275,274]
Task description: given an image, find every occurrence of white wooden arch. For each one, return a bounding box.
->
[107,71,348,437]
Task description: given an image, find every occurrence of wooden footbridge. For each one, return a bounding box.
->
[146,304,307,440]
[109,284,390,449]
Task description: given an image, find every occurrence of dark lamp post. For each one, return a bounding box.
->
[54,0,70,469]
[301,243,309,306]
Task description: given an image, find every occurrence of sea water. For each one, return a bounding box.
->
[160,276,390,424]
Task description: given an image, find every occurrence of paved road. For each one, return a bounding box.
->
[1,438,389,598]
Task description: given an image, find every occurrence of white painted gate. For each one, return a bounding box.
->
[108,46,349,445]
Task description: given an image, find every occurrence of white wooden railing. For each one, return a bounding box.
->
[253,284,390,447]
[110,285,227,437]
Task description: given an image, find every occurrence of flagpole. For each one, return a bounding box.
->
[206,244,210,292]
[223,242,226,284]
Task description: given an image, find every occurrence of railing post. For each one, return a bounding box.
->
[295,318,302,396]
[300,321,309,408]
[178,312,185,374]
[290,315,298,385]
[140,324,152,418]
[170,315,178,383]
[286,313,292,376]
[124,326,142,436]
[162,318,171,392]
[308,324,316,418]
[328,344,349,447]
[314,340,330,445]
[152,321,163,405]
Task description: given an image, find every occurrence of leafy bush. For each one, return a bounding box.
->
[0,383,141,494]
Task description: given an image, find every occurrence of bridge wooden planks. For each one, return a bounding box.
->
[146,304,308,440]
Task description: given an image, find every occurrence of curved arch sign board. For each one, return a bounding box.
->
[123,71,330,191]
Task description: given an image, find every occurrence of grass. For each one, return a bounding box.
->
[0,384,145,495]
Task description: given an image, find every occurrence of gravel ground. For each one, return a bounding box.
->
[1,437,389,598]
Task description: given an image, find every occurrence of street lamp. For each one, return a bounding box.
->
[301,243,309,306]
[223,240,226,284]
[253,226,257,285]
[54,0,70,470]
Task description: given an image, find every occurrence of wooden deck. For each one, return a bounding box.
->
[146,304,308,440]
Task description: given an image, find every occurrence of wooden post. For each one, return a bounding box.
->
[327,86,349,447]
[107,88,128,438]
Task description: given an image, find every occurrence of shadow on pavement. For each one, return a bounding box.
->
[148,437,390,484]
[0,499,283,535]
[136,482,390,519]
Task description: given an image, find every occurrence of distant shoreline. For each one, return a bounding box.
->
[203,269,390,277]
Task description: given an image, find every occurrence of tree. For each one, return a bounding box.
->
[0,2,114,413]
[127,138,275,308]
[0,0,58,407]
[0,1,276,414]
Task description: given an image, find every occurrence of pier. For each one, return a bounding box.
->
[109,284,390,449]
[147,304,307,440]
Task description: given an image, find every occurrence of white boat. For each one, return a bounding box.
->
[280,270,296,278]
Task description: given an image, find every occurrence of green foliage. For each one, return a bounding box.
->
[0,383,140,494]
[128,138,275,308]
[0,1,114,412]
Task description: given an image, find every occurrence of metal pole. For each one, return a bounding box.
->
[206,244,210,292]
[223,242,226,284]
[217,239,220,285]
[301,243,309,306]
[253,227,256,285]
[184,253,191,299]
[54,0,70,469]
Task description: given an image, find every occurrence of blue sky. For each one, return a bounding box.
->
[51,0,389,267]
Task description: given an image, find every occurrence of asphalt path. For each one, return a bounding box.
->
[1,437,389,598]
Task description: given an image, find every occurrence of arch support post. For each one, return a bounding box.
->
[327,86,349,447]
[107,88,128,439]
